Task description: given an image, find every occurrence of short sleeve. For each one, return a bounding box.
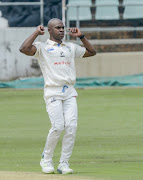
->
[33,42,41,58]
[74,44,86,58]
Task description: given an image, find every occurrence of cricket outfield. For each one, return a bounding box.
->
[0,88,143,180]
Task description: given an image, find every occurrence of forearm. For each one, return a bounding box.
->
[68,27,96,57]
[80,35,96,55]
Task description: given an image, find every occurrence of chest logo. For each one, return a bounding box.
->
[54,61,71,67]
[47,48,54,51]
[60,51,65,57]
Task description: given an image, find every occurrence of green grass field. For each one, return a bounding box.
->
[0,88,143,180]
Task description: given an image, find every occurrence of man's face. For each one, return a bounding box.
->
[49,21,65,41]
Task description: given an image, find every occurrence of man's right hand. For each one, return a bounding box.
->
[36,25,45,35]
[19,25,45,56]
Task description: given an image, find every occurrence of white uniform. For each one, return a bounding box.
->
[34,39,86,163]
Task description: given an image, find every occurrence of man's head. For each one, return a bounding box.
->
[48,18,64,43]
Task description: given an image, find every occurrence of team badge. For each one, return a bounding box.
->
[60,51,65,57]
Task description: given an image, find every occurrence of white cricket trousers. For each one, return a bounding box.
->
[43,96,78,163]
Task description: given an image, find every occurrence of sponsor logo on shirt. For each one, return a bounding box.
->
[54,61,71,67]
[51,98,56,103]
[47,48,54,51]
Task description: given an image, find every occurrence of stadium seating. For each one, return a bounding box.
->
[95,0,120,20]
[96,0,119,6]
[123,0,143,19]
[67,0,92,21]
[123,0,143,4]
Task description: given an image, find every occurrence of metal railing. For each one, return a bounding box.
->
[65,3,143,41]
[66,3,143,28]
[0,0,44,25]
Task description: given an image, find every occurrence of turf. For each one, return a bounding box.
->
[0,88,143,180]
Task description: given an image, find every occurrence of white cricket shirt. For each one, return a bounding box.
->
[34,39,86,87]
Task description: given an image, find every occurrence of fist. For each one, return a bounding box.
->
[37,25,45,35]
[68,28,82,38]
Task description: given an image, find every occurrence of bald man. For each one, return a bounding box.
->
[20,18,96,174]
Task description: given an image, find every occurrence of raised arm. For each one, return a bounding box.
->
[68,28,96,57]
[19,25,45,56]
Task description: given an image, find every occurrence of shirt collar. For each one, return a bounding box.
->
[45,39,66,46]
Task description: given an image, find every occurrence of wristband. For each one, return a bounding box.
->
[78,34,85,39]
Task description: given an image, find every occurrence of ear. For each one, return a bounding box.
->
[48,28,50,33]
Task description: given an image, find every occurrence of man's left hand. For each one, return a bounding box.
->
[68,28,82,38]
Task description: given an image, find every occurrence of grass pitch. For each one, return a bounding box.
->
[0,88,143,180]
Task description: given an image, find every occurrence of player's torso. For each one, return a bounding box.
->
[40,42,75,69]
[37,42,76,86]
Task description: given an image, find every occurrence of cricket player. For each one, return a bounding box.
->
[19,18,96,174]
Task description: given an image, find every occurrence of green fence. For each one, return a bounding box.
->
[0,74,143,89]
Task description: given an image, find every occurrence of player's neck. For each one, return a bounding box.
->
[50,37,62,44]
